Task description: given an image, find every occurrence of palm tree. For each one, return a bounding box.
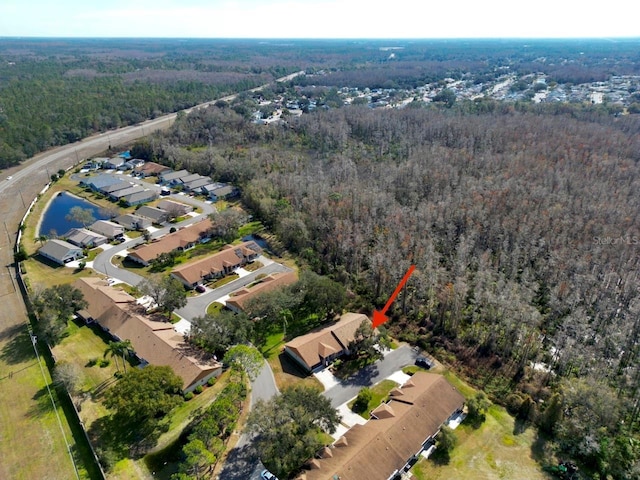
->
[104,341,122,373]
[104,340,133,374]
[118,339,133,374]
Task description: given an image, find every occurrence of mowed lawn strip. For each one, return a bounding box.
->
[347,379,399,419]
[0,325,90,480]
[410,379,550,480]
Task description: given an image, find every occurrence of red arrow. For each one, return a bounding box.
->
[372,265,416,328]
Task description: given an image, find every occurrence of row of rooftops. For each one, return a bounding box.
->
[73,277,222,392]
[296,372,464,480]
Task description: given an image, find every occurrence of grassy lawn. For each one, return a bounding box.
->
[206,302,225,316]
[238,220,265,237]
[0,323,98,480]
[347,379,398,419]
[410,385,551,480]
[22,255,97,290]
[243,260,264,272]
[207,273,239,289]
[261,332,323,391]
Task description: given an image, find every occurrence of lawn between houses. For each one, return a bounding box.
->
[52,317,244,480]
[409,373,552,480]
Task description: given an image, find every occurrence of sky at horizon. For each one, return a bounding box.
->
[1,0,638,39]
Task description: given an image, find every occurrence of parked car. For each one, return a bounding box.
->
[261,470,278,480]
[415,356,434,369]
[195,285,206,293]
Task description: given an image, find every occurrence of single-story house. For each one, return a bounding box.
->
[103,157,125,169]
[226,271,298,313]
[89,220,125,239]
[123,190,158,206]
[74,278,222,392]
[175,173,203,185]
[284,313,370,373]
[38,239,84,265]
[80,174,122,192]
[159,169,190,184]
[136,205,169,224]
[114,213,152,231]
[134,161,172,178]
[109,185,145,201]
[200,182,227,196]
[127,218,214,266]
[64,228,108,248]
[157,199,193,216]
[101,181,132,194]
[295,373,465,480]
[171,241,261,288]
[183,177,212,192]
[209,184,238,202]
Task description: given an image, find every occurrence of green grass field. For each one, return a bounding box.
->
[411,394,551,480]
[347,379,398,419]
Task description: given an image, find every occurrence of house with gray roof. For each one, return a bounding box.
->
[159,169,190,184]
[209,184,238,201]
[123,190,158,206]
[38,239,84,265]
[183,177,212,192]
[114,213,152,231]
[80,174,123,191]
[109,185,145,201]
[101,182,132,194]
[136,205,169,224]
[89,220,125,239]
[64,228,108,248]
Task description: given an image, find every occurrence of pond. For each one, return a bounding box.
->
[38,191,109,237]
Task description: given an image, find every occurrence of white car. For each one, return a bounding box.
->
[6,176,12,180]
[261,470,278,480]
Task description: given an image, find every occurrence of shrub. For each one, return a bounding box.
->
[98,359,110,368]
[194,385,204,394]
[87,358,98,367]
[352,387,372,413]
[184,392,195,401]
[207,377,216,387]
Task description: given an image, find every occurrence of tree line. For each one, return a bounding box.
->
[140,99,640,478]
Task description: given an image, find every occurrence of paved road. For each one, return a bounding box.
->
[177,260,292,320]
[322,345,420,407]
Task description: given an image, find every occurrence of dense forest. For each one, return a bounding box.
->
[140,100,640,478]
[2,37,639,169]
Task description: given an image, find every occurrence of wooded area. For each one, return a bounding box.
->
[143,100,640,478]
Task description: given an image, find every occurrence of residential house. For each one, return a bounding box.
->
[89,220,125,239]
[123,189,158,206]
[284,313,370,373]
[171,241,261,288]
[209,184,238,202]
[38,239,84,265]
[114,213,152,231]
[136,205,169,225]
[80,174,122,192]
[127,218,214,266]
[134,161,172,178]
[103,157,125,170]
[183,177,212,192]
[157,199,193,216]
[201,182,227,196]
[175,173,203,186]
[226,271,298,313]
[159,169,190,184]
[295,373,465,480]
[109,185,145,201]
[64,228,108,248]
[101,181,132,195]
[74,278,222,392]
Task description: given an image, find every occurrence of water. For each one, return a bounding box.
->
[39,191,109,237]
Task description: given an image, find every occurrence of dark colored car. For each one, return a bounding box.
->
[195,285,206,293]
[415,356,434,369]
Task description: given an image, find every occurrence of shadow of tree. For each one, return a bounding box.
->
[0,323,36,365]
[26,385,57,419]
[88,414,170,473]
[513,417,531,435]
[217,442,259,480]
